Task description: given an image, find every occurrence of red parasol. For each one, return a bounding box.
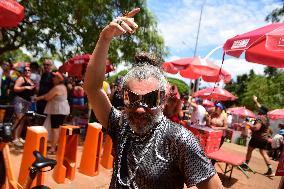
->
[227,107,256,118]
[202,99,215,107]
[0,0,24,28]
[223,23,284,68]
[163,57,231,83]
[192,87,237,101]
[59,54,114,78]
[268,109,284,120]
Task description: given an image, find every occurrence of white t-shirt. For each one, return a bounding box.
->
[191,105,206,125]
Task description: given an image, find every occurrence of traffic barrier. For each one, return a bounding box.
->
[100,134,113,169]
[52,125,80,184]
[79,122,103,176]
[18,126,48,187]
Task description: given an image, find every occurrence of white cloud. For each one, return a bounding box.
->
[149,0,281,51]
[214,58,266,77]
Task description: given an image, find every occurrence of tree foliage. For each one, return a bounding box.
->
[0,0,167,64]
[166,77,189,95]
[266,0,284,22]
[224,69,284,112]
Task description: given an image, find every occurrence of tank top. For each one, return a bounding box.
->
[15,77,35,101]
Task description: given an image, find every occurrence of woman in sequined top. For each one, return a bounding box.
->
[84,8,223,189]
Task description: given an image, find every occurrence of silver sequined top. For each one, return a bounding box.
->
[107,107,216,189]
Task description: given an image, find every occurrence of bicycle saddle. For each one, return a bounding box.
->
[32,151,56,171]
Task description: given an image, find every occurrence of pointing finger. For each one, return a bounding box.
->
[125,8,140,18]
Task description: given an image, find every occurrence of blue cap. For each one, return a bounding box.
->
[279,129,284,135]
[215,102,225,110]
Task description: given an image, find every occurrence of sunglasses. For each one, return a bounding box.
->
[124,89,165,109]
[24,69,31,72]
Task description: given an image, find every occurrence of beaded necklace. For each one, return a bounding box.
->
[116,117,163,187]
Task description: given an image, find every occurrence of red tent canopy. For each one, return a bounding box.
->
[0,0,24,28]
[223,23,284,68]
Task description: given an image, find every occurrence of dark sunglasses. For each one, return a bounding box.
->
[124,89,165,109]
[24,69,31,72]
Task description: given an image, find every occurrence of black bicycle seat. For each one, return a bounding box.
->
[32,151,56,171]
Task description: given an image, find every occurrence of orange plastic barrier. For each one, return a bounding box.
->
[52,125,80,184]
[1,144,19,189]
[18,126,48,187]
[79,122,103,176]
[100,134,113,169]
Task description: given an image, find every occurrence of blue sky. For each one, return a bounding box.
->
[146,0,282,86]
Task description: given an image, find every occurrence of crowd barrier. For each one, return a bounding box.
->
[18,126,48,187]
[79,122,103,176]
[52,125,80,184]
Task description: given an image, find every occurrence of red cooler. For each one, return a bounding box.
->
[187,124,223,154]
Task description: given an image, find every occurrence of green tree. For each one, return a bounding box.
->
[225,70,284,111]
[266,0,284,22]
[166,77,189,95]
[0,49,31,64]
[0,0,167,64]
[264,66,278,78]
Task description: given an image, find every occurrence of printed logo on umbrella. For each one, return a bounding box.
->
[278,37,284,47]
[231,39,250,49]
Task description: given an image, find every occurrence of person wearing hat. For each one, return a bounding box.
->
[189,96,206,125]
[35,71,70,154]
[241,115,274,176]
[206,102,228,147]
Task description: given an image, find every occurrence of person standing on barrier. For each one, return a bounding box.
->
[84,8,223,189]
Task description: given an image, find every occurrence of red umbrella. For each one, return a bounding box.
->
[223,23,284,68]
[268,109,284,120]
[192,87,237,101]
[227,107,256,118]
[202,99,214,107]
[163,57,231,83]
[0,0,24,28]
[59,54,114,78]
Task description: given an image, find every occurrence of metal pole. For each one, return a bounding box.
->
[193,0,207,92]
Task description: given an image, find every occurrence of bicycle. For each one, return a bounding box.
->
[0,106,56,189]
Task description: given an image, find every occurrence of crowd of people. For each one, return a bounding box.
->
[0,47,279,183]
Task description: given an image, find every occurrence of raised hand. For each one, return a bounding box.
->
[100,8,140,40]
[253,95,258,102]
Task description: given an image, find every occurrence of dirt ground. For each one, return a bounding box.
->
[6,141,281,189]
